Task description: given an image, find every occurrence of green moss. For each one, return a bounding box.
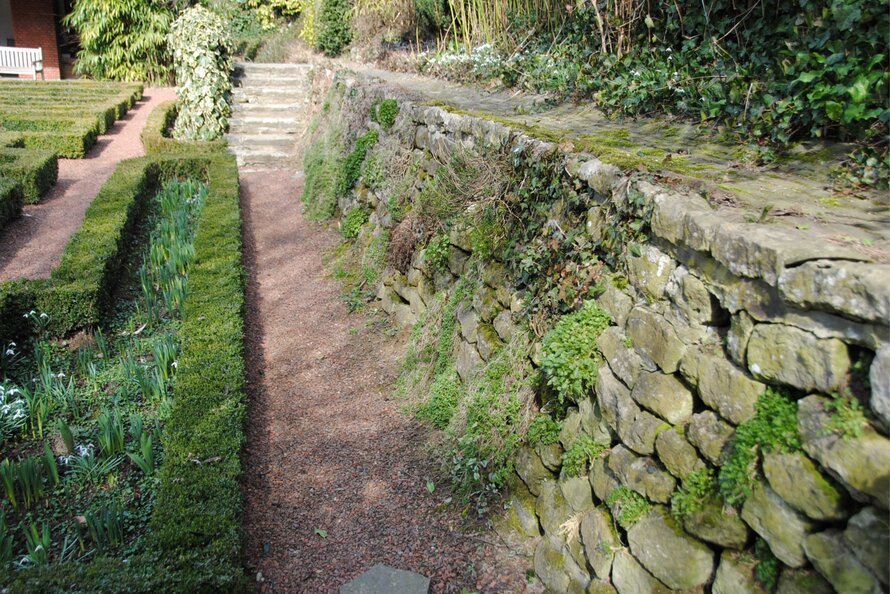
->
[561,434,607,477]
[371,99,400,131]
[606,486,650,529]
[417,366,460,429]
[719,387,801,506]
[338,129,379,198]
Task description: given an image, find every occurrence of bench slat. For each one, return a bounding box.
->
[0,47,45,79]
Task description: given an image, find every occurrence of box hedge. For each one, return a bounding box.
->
[0,177,23,230]
[0,148,58,204]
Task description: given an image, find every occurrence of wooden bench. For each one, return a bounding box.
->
[0,47,44,80]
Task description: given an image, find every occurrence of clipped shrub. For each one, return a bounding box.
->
[540,300,611,403]
[169,6,233,142]
[0,178,23,231]
[316,0,352,56]
[0,148,58,204]
[63,0,172,83]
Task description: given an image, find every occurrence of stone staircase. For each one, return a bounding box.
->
[228,62,313,170]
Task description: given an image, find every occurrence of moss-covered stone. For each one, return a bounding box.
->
[608,445,676,504]
[627,506,716,590]
[680,345,764,425]
[471,285,500,322]
[630,371,693,425]
[596,284,634,328]
[626,306,687,374]
[626,245,676,301]
[666,266,722,326]
[687,411,734,465]
[580,506,619,580]
[776,568,834,594]
[683,498,750,549]
[611,549,670,594]
[741,482,816,568]
[844,507,890,586]
[597,326,644,389]
[762,451,849,521]
[746,323,851,393]
[654,427,706,480]
[537,479,574,536]
[514,446,555,496]
[504,474,542,538]
[590,457,620,502]
[475,323,502,361]
[561,475,595,513]
[712,550,768,594]
[804,529,883,594]
[798,395,890,509]
[534,534,591,594]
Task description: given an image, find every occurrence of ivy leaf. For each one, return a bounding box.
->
[797,71,820,83]
[847,76,870,103]
[824,101,844,121]
[314,528,328,538]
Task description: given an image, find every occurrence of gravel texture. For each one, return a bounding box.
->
[240,170,534,594]
[0,87,177,281]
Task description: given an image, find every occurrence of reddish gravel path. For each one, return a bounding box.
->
[241,170,531,594]
[0,87,176,281]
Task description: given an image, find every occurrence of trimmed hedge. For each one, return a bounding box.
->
[0,177,23,230]
[33,158,157,335]
[0,148,58,204]
[6,154,248,593]
[142,101,227,157]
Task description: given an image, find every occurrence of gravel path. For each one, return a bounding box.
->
[0,87,177,281]
[240,169,532,594]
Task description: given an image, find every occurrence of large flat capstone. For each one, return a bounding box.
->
[340,564,430,594]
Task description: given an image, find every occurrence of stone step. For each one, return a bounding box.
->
[236,75,310,88]
[226,134,297,148]
[232,103,306,113]
[229,114,301,126]
[235,62,312,74]
[229,125,302,136]
[233,88,307,101]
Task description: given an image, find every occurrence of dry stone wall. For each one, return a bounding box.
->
[312,70,890,594]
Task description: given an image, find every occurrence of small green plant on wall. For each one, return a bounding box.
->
[371,99,400,130]
[540,301,611,403]
[341,207,369,239]
[424,234,451,272]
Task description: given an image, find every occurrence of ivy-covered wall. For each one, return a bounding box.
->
[301,70,890,594]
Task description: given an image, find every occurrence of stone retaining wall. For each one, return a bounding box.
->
[312,70,890,594]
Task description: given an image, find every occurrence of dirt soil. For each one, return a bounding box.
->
[240,169,535,594]
[0,87,176,281]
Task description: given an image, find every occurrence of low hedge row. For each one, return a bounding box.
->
[141,100,179,155]
[0,147,58,204]
[0,177,23,230]
[7,154,248,593]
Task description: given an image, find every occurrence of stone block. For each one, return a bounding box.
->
[472,286,500,322]
[607,445,675,503]
[712,551,767,594]
[456,302,479,343]
[870,343,890,431]
[844,507,889,586]
[798,395,890,509]
[627,507,716,590]
[746,323,850,393]
[559,409,583,449]
[339,564,429,594]
[537,479,573,536]
[475,324,501,361]
[741,482,816,567]
[804,529,883,594]
[580,507,619,580]
[727,310,755,367]
[578,397,614,445]
[492,310,514,342]
[414,125,430,149]
[666,266,724,326]
[654,428,705,480]
[596,284,634,329]
[578,158,622,196]
[779,260,890,324]
[589,457,620,502]
[538,442,563,472]
[630,371,693,425]
[776,568,834,594]
[534,534,591,594]
[561,475,595,513]
[597,327,643,389]
[446,245,470,276]
[687,412,734,465]
[597,368,666,454]
[611,549,669,594]
[514,447,554,496]
[762,451,849,520]
[626,306,687,373]
[626,245,676,301]
[680,346,763,425]
[682,498,749,549]
[504,476,541,538]
[455,339,483,381]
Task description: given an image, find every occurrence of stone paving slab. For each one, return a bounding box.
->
[340,564,431,594]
